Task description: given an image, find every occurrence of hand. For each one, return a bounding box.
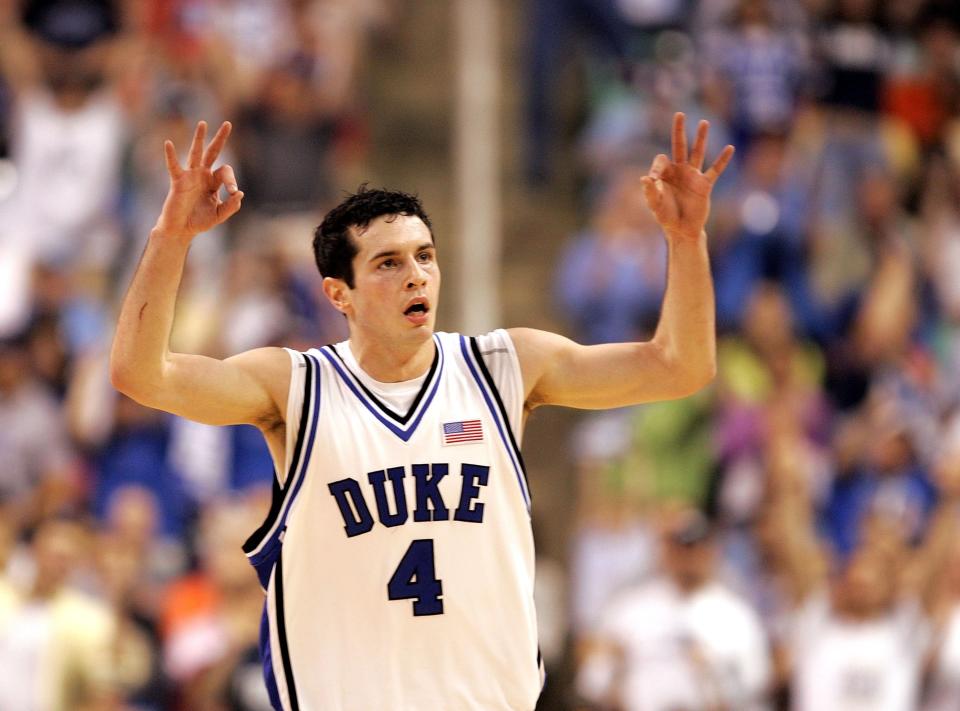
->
[641,113,734,241]
[153,121,243,242]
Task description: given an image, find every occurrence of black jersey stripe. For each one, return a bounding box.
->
[468,337,530,487]
[243,352,316,555]
[284,352,316,490]
[274,551,300,710]
[327,341,439,424]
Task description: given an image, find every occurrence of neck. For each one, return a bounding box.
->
[348,331,436,382]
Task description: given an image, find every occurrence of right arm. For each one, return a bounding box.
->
[765,433,829,606]
[110,121,288,430]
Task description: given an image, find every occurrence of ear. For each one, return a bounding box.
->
[322,276,352,315]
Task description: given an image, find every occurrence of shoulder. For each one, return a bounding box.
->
[225,345,292,370]
[225,346,297,425]
[694,583,762,622]
[54,589,115,639]
[472,328,518,357]
[438,329,522,362]
[505,327,577,363]
[226,346,294,388]
[506,327,577,404]
[605,579,675,620]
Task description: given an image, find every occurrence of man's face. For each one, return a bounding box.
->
[657,509,715,592]
[331,214,440,345]
[661,536,715,592]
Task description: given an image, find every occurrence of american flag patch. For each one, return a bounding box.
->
[442,419,484,445]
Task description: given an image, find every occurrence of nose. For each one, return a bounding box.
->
[405,257,428,288]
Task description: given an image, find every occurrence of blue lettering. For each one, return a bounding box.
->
[328,478,375,537]
[368,467,408,527]
[454,464,489,523]
[413,463,450,522]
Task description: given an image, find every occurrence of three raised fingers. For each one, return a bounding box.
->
[163,120,234,179]
[673,111,735,181]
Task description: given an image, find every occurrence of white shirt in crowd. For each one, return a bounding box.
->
[790,592,931,711]
[1,88,125,269]
[578,577,771,711]
[923,603,960,711]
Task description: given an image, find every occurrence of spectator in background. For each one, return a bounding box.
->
[524,0,633,183]
[0,0,129,274]
[926,538,960,711]
[813,0,890,115]
[883,12,960,153]
[765,417,960,711]
[577,506,771,711]
[920,154,960,409]
[0,516,117,711]
[701,0,809,148]
[823,393,936,559]
[89,392,194,544]
[713,281,831,527]
[234,47,337,217]
[709,131,821,336]
[0,326,78,533]
[555,167,666,345]
[160,500,269,710]
[922,415,960,710]
[94,513,170,709]
[231,0,376,246]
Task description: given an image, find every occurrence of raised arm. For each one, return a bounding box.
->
[110,121,288,430]
[902,451,960,613]
[514,113,734,410]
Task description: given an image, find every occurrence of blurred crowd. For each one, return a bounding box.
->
[548,0,960,709]
[4,0,960,709]
[0,0,386,707]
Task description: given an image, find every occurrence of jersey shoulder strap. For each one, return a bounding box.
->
[467,329,525,439]
[242,348,323,568]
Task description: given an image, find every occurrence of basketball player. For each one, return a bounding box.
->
[110,112,733,710]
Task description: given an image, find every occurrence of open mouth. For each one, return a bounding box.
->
[403,298,430,318]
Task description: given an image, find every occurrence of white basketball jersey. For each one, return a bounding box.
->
[244,330,543,711]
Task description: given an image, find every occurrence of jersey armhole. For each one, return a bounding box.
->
[242,350,314,556]
[474,329,525,441]
[279,348,309,487]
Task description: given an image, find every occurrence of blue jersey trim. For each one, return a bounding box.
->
[259,604,283,710]
[245,352,322,564]
[274,551,300,710]
[319,335,444,443]
[468,336,532,499]
[459,335,531,509]
[327,343,438,424]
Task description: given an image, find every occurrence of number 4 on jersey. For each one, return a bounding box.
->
[388,539,444,616]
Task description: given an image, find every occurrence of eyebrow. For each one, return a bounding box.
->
[369,243,435,262]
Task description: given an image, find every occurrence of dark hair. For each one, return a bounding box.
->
[313,186,433,288]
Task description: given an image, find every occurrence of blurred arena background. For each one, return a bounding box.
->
[2,0,960,709]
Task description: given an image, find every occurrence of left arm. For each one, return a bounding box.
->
[514,112,734,410]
